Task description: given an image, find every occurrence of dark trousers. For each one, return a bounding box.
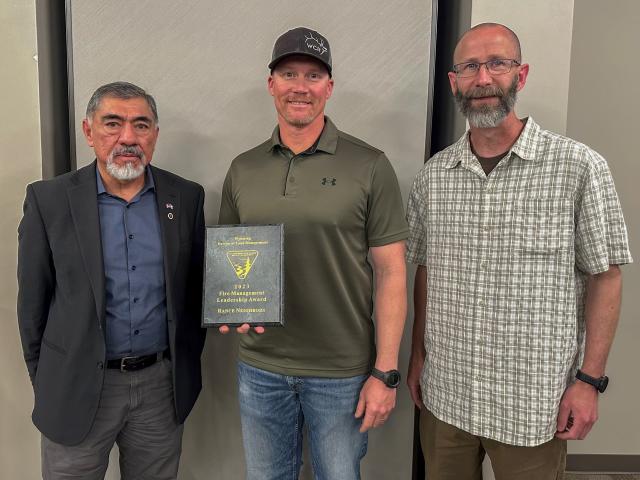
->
[41,358,183,480]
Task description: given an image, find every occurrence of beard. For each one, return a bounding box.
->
[105,145,148,181]
[281,97,318,127]
[455,75,518,128]
[285,115,313,128]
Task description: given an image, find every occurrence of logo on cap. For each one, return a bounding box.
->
[305,32,328,56]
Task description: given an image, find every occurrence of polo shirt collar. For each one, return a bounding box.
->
[267,116,339,155]
[96,163,155,196]
[443,116,542,169]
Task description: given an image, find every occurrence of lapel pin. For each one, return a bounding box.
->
[166,203,174,210]
[167,213,174,220]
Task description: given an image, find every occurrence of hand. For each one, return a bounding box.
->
[555,381,599,440]
[407,350,425,409]
[354,376,397,433]
[218,324,265,335]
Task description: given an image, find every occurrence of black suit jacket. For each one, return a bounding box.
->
[17,162,206,446]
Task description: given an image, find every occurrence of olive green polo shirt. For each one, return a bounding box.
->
[219,117,408,377]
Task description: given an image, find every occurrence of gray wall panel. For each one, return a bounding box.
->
[70,1,433,478]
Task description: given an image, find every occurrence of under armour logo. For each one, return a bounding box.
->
[321,177,337,186]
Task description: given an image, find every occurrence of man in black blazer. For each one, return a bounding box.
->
[17,82,206,479]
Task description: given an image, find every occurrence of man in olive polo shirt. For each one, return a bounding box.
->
[219,27,408,479]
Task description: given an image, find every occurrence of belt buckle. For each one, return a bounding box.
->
[119,355,138,372]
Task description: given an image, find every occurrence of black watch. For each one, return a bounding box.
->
[370,368,401,388]
[575,369,609,393]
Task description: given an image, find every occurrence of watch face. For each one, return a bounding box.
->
[598,376,609,393]
[387,371,401,387]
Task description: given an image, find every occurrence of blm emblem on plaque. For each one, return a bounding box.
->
[202,224,284,327]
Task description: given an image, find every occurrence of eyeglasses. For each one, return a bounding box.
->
[453,59,521,78]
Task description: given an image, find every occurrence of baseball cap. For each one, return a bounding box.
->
[268,27,332,76]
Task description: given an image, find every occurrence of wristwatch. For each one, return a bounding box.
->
[370,368,401,388]
[575,369,609,393]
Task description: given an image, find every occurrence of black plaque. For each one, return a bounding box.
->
[202,224,284,327]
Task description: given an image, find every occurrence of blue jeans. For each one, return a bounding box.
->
[237,361,368,480]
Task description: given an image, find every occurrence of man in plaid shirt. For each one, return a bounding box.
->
[406,23,632,479]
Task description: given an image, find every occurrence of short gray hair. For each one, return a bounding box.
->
[86,81,159,123]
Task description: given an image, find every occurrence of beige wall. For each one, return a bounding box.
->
[0,1,43,478]
[566,0,640,455]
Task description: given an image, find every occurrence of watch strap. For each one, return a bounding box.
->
[371,367,401,388]
[575,369,608,393]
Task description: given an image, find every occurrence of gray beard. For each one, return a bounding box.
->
[455,76,518,128]
[105,148,147,181]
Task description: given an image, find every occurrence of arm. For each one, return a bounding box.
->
[556,265,622,440]
[407,265,426,409]
[355,240,407,432]
[17,185,54,385]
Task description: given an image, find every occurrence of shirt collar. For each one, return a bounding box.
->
[266,116,339,155]
[443,117,542,169]
[96,163,155,196]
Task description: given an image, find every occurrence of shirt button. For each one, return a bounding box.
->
[131,265,136,271]
[481,261,488,269]
[133,298,139,303]
[478,299,485,307]
[129,234,134,239]
[483,226,490,232]
[97,361,104,369]
[288,176,295,183]
[134,330,140,335]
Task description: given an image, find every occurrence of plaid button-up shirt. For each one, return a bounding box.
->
[406,117,632,446]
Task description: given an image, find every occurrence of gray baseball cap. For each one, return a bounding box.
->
[268,27,332,76]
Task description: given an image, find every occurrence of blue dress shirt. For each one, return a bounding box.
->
[96,167,168,360]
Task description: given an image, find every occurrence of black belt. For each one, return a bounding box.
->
[106,350,169,372]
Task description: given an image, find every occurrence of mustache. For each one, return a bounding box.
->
[111,145,143,158]
[466,86,504,99]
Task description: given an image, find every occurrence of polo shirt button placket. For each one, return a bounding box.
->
[284,154,299,197]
